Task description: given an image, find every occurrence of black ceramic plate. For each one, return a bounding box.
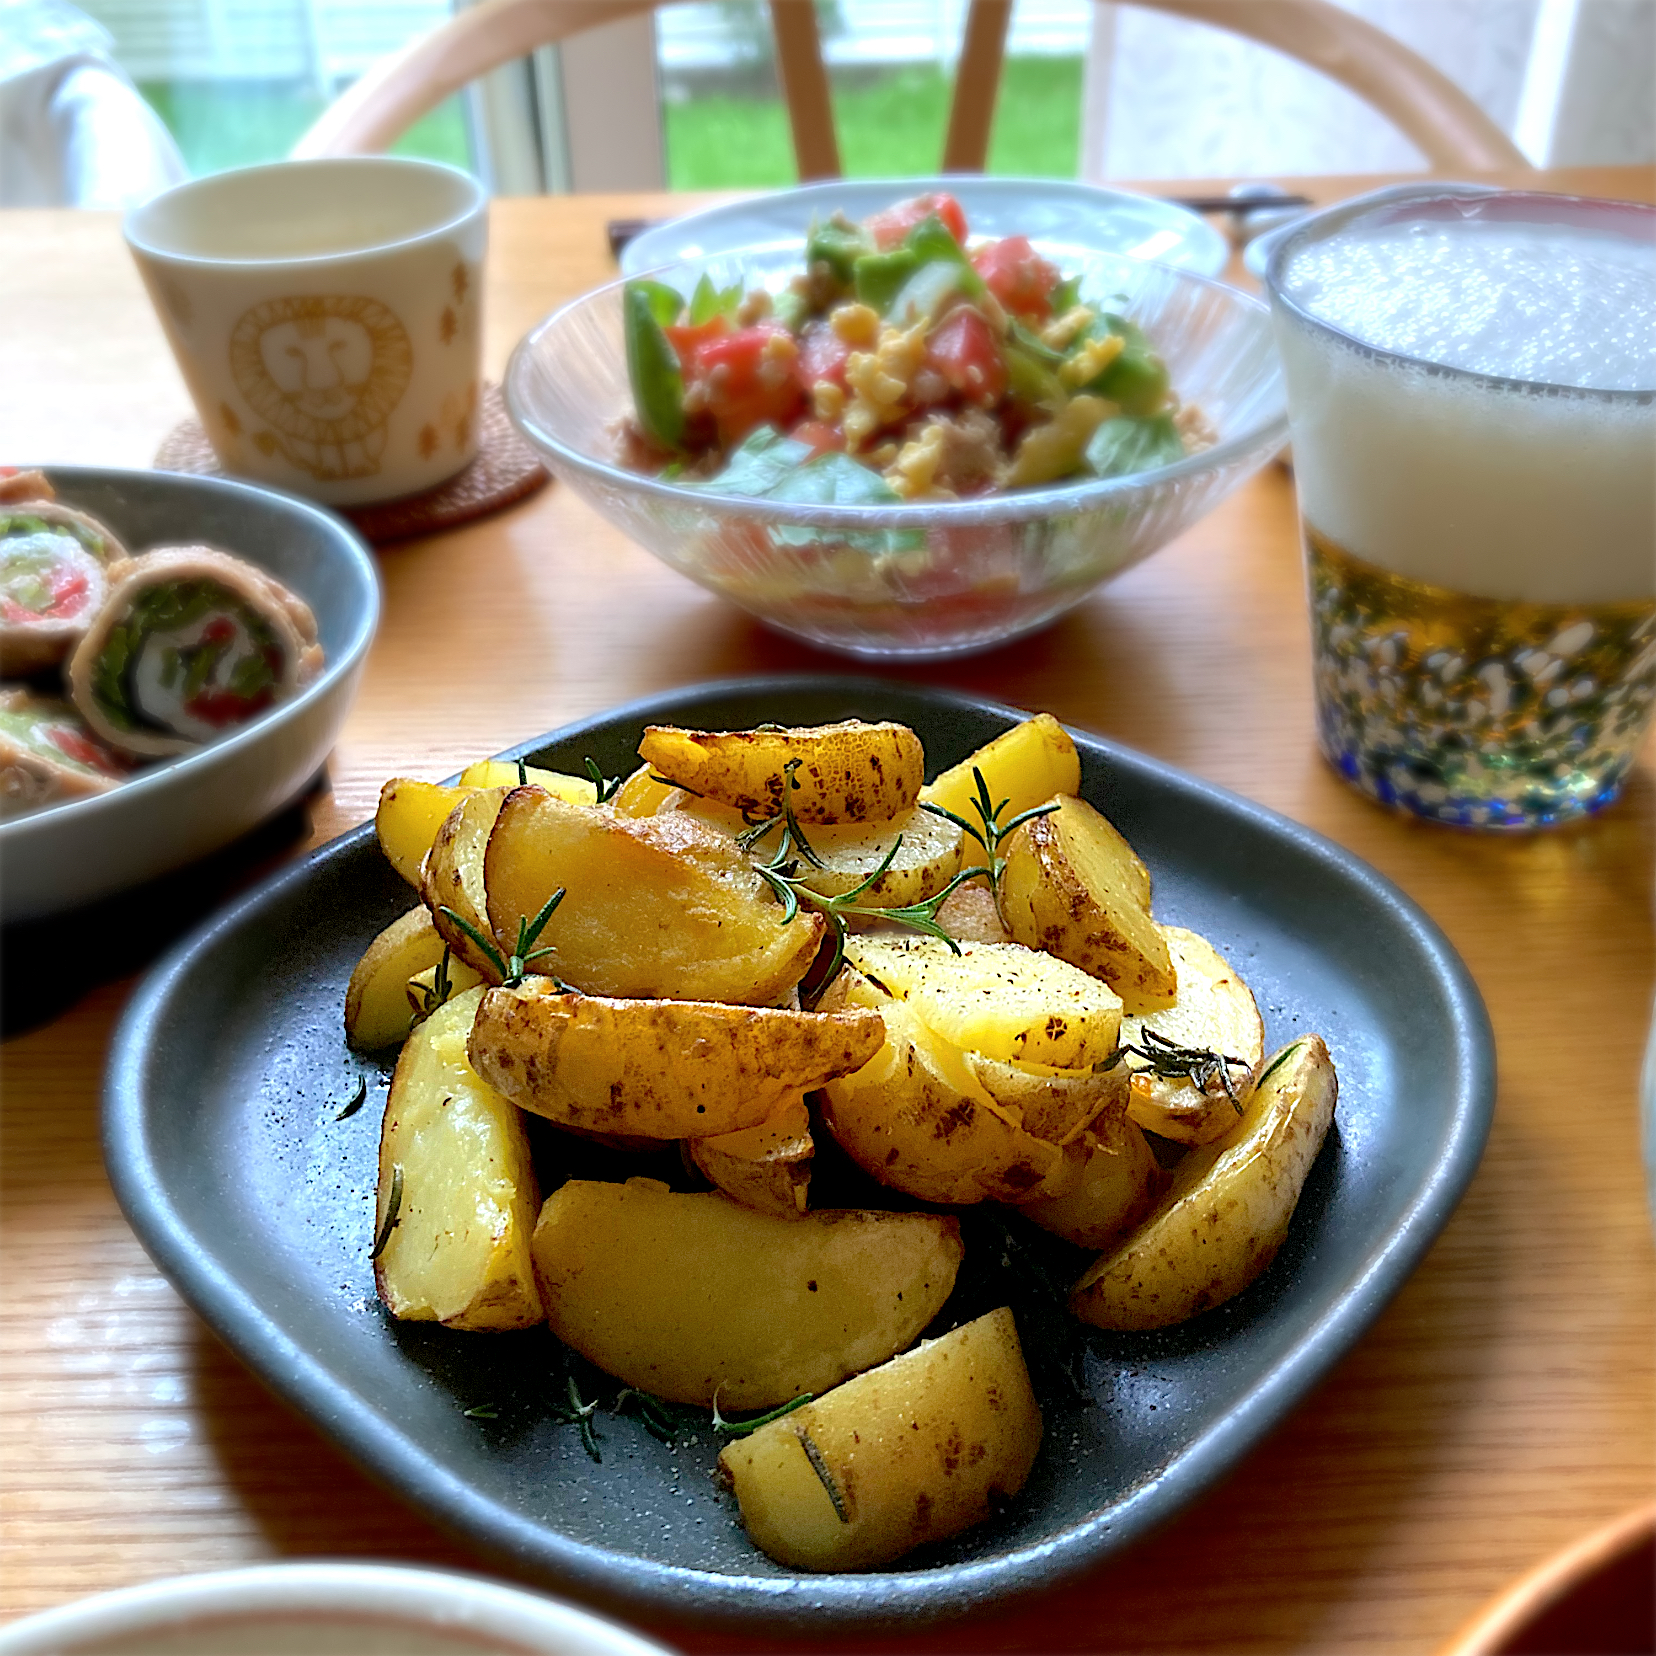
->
[104,677,1495,1632]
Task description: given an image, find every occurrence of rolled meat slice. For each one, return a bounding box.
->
[0,687,127,817]
[0,499,126,676]
[69,546,325,759]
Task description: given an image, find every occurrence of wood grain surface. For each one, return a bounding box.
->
[1,168,1652,1654]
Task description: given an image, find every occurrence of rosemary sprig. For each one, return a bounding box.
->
[613,1386,702,1444]
[919,765,1060,891]
[583,757,624,805]
[414,945,455,1018]
[462,1403,499,1420]
[370,1163,403,1259]
[710,1387,814,1437]
[1103,1027,1252,1113]
[548,1374,603,1461]
[439,887,567,988]
[333,1076,368,1121]
[796,1428,849,1523]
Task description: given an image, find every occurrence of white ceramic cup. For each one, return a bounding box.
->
[127,157,488,507]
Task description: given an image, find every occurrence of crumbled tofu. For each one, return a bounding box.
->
[735,288,773,325]
[841,322,928,449]
[1041,305,1095,351]
[813,381,846,421]
[755,330,798,391]
[888,421,947,497]
[1173,398,1217,454]
[830,302,881,348]
[1060,331,1124,389]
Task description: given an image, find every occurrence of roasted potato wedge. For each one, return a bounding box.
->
[844,935,1123,1070]
[457,759,598,802]
[374,986,543,1331]
[530,1177,962,1407]
[688,1096,814,1218]
[608,762,678,819]
[1014,1115,1167,1250]
[376,779,468,888]
[1122,926,1265,1146]
[657,789,967,909]
[420,786,511,979]
[920,713,1080,828]
[639,720,924,824]
[467,981,884,1139]
[933,881,1012,944]
[719,1307,1042,1572]
[482,787,824,1003]
[999,795,1175,1011]
[817,976,1102,1205]
[1070,1036,1338,1329]
[345,906,447,1050]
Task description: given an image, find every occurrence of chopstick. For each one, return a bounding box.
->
[605,193,1312,259]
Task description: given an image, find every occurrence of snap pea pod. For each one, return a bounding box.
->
[687,272,742,327]
[624,281,685,449]
[854,249,920,314]
[806,218,870,286]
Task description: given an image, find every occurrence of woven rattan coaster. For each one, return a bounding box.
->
[153,382,549,546]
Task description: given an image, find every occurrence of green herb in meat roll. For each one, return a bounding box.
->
[0,687,126,817]
[0,498,125,677]
[69,547,324,758]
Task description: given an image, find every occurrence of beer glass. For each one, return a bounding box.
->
[1267,189,1655,829]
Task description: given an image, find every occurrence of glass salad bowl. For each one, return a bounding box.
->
[506,245,1287,658]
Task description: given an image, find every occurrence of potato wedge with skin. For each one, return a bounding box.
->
[1121,926,1265,1146]
[421,787,510,979]
[817,977,1073,1206]
[375,986,543,1331]
[920,713,1080,829]
[689,1096,813,1218]
[483,787,823,1004]
[345,906,447,1051]
[1070,1036,1338,1330]
[639,720,924,824]
[719,1307,1042,1573]
[1015,1116,1168,1250]
[657,788,967,909]
[999,795,1174,1011]
[844,935,1122,1070]
[377,779,469,888]
[457,759,598,803]
[467,981,884,1139]
[530,1177,962,1408]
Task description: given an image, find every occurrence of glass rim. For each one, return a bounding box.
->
[1265,186,1656,406]
[504,247,1289,529]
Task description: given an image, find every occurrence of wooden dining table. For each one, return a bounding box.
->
[2,164,1652,1654]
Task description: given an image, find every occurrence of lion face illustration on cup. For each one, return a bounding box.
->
[230,296,414,482]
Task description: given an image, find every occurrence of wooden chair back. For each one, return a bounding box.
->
[294,0,841,178]
[943,0,1530,173]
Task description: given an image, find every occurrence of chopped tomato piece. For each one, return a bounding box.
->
[925,307,1007,405]
[971,236,1060,319]
[795,323,852,394]
[186,687,275,727]
[863,192,968,251]
[787,419,844,456]
[48,724,119,771]
[664,316,730,365]
[681,324,804,446]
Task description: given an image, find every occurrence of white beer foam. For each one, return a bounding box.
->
[1283,222,1656,392]
[1277,223,1656,606]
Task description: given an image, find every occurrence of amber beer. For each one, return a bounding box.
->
[1268,189,1656,828]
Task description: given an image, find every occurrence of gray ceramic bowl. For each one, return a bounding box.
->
[0,468,378,922]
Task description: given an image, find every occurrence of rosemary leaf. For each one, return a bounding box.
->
[334,1076,368,1121]
[370,1164,403,1259]
[796,1428,850,1523]
[711,1388,814,1437]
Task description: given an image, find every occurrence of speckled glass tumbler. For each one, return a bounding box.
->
[1267,188,1656,829]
